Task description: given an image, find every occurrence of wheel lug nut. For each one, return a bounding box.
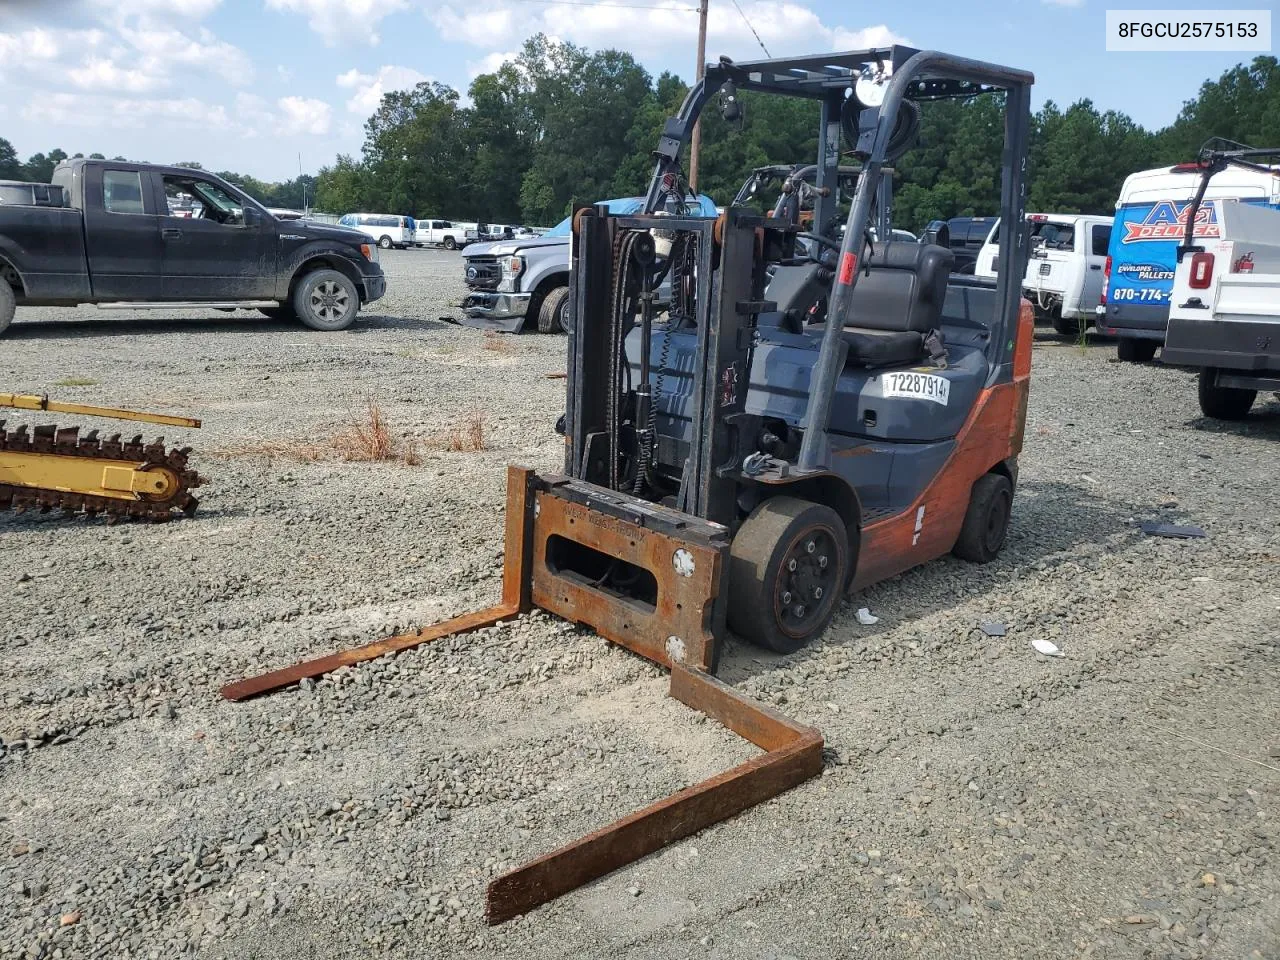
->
[805,540,815,554]
[787,558,797,572]
[814,587,823,599]
[781,591,792,604]
[793,604,806,618]
[818,555,828,569]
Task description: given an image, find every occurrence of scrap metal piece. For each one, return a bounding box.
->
[485,664,823,923]
[0,393,201,428]
[0,420,202,522]
[1139,521,1207,539]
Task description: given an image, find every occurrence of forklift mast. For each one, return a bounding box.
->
[565,47,1033,526]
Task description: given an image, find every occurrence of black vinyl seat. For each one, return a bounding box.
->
[841,242,954,367]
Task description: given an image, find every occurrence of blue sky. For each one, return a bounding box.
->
[0,0,1267,182]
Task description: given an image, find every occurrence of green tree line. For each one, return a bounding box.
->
[4,49,1276,231]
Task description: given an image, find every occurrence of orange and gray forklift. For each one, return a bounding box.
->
[225,46,1035,924]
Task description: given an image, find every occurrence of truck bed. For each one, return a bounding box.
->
[0,204,91,302]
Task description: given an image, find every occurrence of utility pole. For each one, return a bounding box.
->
[688,0,709,194]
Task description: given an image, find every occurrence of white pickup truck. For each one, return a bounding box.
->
[975,213,1114,336]
[414,219,466,250]
[1163,199,1280,420]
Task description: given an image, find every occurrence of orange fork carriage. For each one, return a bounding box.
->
[222,466,824,924]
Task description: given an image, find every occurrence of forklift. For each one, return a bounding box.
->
[226,46,1035,923]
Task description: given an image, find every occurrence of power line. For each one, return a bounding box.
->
[728,0,771,57]
[506,0,698,11]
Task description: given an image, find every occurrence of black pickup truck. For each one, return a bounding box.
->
[0,159,386,335]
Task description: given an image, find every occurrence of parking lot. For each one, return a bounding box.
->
[1,247,1277,959]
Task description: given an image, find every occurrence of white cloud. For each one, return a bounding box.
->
[265,0,408,46]
[86,0,224,20]
[67,58,162,94]
[467,50,521,78]
[336,64,429,113]
[20,92,238,133]
[431,2,910,64]
[122,25,254,86]
[277,96,333,135]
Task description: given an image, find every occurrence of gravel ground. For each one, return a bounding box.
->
[1,248,1277,960]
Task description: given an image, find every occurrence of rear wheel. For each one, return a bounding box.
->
[537,285,571,334]
[1117,337,1157,363]
[1051,310,1080,337]
[293,269,359,331]
[953,472,1013,563]
[1198,368,1255,420]
[378,235,393,249]
[0,281,14,336]
[728,497,851,654]
[443,236,457,250]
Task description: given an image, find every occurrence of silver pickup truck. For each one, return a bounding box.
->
[460,195,718,333]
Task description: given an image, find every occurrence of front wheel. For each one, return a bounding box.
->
[443,236,457,250]
[1117,337,1158,363]
[953,472,1012,563]
[537,286,571,334]
[728,497,851,654]
[1198,368,1255,420]
[293,269,359,331]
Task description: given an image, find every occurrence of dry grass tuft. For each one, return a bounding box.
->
[220,397,425,465]
[330,397,395,462]
[219,400,488,463]
[432,409,488,452]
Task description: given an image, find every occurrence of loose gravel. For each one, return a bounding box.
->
[1,249,1277,960]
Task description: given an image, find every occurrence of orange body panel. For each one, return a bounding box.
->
[850,300,1033,591]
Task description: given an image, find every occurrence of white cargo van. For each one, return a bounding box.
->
[337,213,416,249]
[1098,161,1280,361]
[974,213,1113,335]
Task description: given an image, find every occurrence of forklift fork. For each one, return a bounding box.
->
[222,465,824,924]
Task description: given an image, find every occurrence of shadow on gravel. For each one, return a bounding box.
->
[717,477,1155,680]
[6,313,447,339]
[1186,401,1280,440]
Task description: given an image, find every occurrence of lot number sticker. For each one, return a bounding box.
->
[883,372,950,405]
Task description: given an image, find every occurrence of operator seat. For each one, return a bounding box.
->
[839,242,954,367]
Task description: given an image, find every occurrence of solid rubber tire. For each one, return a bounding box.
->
[728,496,850,654]
[953,472,1013,563]
[1198,368,1255,420]
[292,269,359,331]
[537,285,571,334]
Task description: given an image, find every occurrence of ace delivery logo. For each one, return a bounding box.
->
[1123,200,1220,242]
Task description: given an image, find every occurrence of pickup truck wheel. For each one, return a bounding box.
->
[0,281,14,336]
[294,270,359,331]
[378,236,393,250]
[443,237,457,250]
[537,286,571,334]
[1198,368,1256,420]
